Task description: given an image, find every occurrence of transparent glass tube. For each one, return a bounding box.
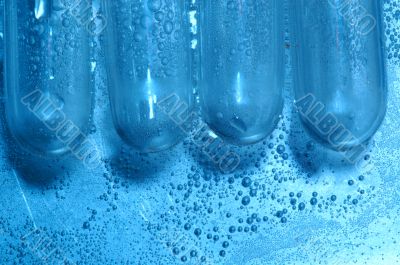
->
[5,0,93,155]
[199,0,284,146]
[291,0,387,150]
[103,0,192,153]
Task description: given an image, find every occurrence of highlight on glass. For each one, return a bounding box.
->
[291,0,387,150]
[102,0,193,153]
[199,0,284,146]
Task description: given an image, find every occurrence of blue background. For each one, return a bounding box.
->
[0,1,400,264]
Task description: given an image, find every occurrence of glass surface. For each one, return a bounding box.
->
[291,0,387,150]
[4,0,92,155]
[103,0,193,153]
[199,0,284,146]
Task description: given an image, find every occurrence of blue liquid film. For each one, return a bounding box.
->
[291,0,387,150]
[4,0,93,155]
[103,0,193,153]
[199,0,284,146]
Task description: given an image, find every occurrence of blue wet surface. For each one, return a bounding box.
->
[0,1,400,264]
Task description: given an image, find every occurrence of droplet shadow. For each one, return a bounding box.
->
[108,141,178,182]
[288,112,373,176]
[186,125,270,176]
